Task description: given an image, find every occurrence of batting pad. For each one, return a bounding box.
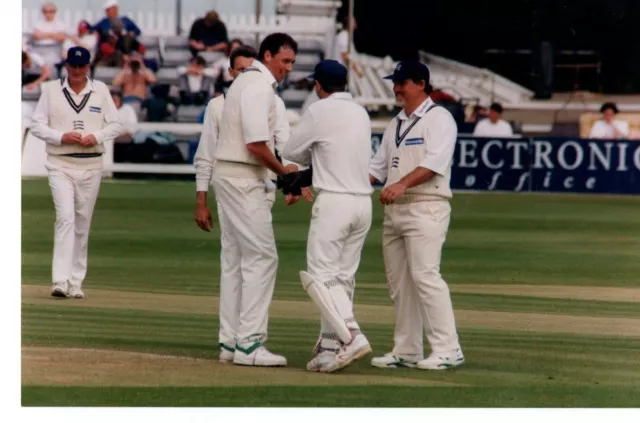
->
[300,271,352,344]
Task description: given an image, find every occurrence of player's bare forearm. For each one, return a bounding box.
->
[246,141,288,175]
[196,191,208,205]
[369,174,379,185]
[398,167,436,189]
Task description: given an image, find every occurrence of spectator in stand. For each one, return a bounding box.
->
[93,0,143,67]
[188,11,229,57]
[211,38,244,96]
[31,2,71,70]
[112,53,156,106]
[22,50,51,90]
[472,102,514,137]
[178,55,215,106]
[300,15,365,115]
[333,15,363,79]
[460,104,488,134]
[588,102,630,139]
[62,21,99,63]
[111,91,138,143]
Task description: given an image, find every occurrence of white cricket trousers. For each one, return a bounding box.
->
[383,199,460,356]
[213,176,278,349]
[307,191,372,347]
[46,163,102,287]
[215,201,242,351]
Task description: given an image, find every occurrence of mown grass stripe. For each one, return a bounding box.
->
[22,304,640,390]
[21,386,640,407]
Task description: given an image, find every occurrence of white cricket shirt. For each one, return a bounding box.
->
[282,92,373,195]
[196,93,295,191]
[588,119,630,139]
[369,97,457,199]
[472,118,513,137]
[332,30,356,68]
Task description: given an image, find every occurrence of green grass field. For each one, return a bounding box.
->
[21,178,640,407]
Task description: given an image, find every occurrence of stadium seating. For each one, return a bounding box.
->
[160,50,192,68]
[176,105,206,123]
[155,68,179,85]
[93,66,120,85]
[280,89,309,109]
[21,2,539,121]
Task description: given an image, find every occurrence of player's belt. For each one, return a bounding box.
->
[60,153,103,158]
[393,194,445,204]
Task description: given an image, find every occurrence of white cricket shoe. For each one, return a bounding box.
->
[68,285,85,299]
[51,281,68,298]
[417,349,465,370]
[233,344,287,367]
[322,334,371,373]
[219,347,235,363]
[307,350,336,372]
[370,352,420,369]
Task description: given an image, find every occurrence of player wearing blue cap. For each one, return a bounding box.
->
[369,60,465,370]
[283,59,374,373]
[30,46,122,299]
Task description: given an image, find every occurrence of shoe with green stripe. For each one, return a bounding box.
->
[219,343,235,363]
[233,343,287,367]
[417,349,464,370]
[371,352,420,369]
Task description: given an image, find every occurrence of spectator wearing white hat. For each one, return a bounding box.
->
[93,0,142,67]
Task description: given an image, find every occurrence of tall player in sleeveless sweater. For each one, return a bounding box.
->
[30,46,122,299]
[210,33,304,367]
[369,61,465,370]
[195,46,309,364]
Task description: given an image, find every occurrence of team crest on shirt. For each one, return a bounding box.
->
[391,156,400,169]
[404,137,424,146]
[72,120,85,131]
[89,106,101,113]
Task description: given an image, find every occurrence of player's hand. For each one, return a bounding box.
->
[284,193,300,206]
[284,163,299,173]
[61,132,83,145]
[277,171,303,196]
[301,187,314,202]
[80,134,98,146]
[379,182,408,205]
[25,83,37,91]
[194,203,213,232]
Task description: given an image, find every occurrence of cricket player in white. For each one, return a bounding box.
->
[369,60,465,370]
[212,33,301,367]
[283,60,373,373]
[194,46,258,362]
[30,46,122,299]
[194,45,306,363]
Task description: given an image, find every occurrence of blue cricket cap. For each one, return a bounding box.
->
[308,59,348,86]
[66,46,91,66]
[383,60,430,83]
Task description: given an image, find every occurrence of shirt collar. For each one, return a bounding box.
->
[61,77,94,96]
[327,92,353,101]
[249,60,278,90]
[398,97,433,121]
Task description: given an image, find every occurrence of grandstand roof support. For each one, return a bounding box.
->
[347,0,354,86]
[176,0,182,35]
[255,0,262,47]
